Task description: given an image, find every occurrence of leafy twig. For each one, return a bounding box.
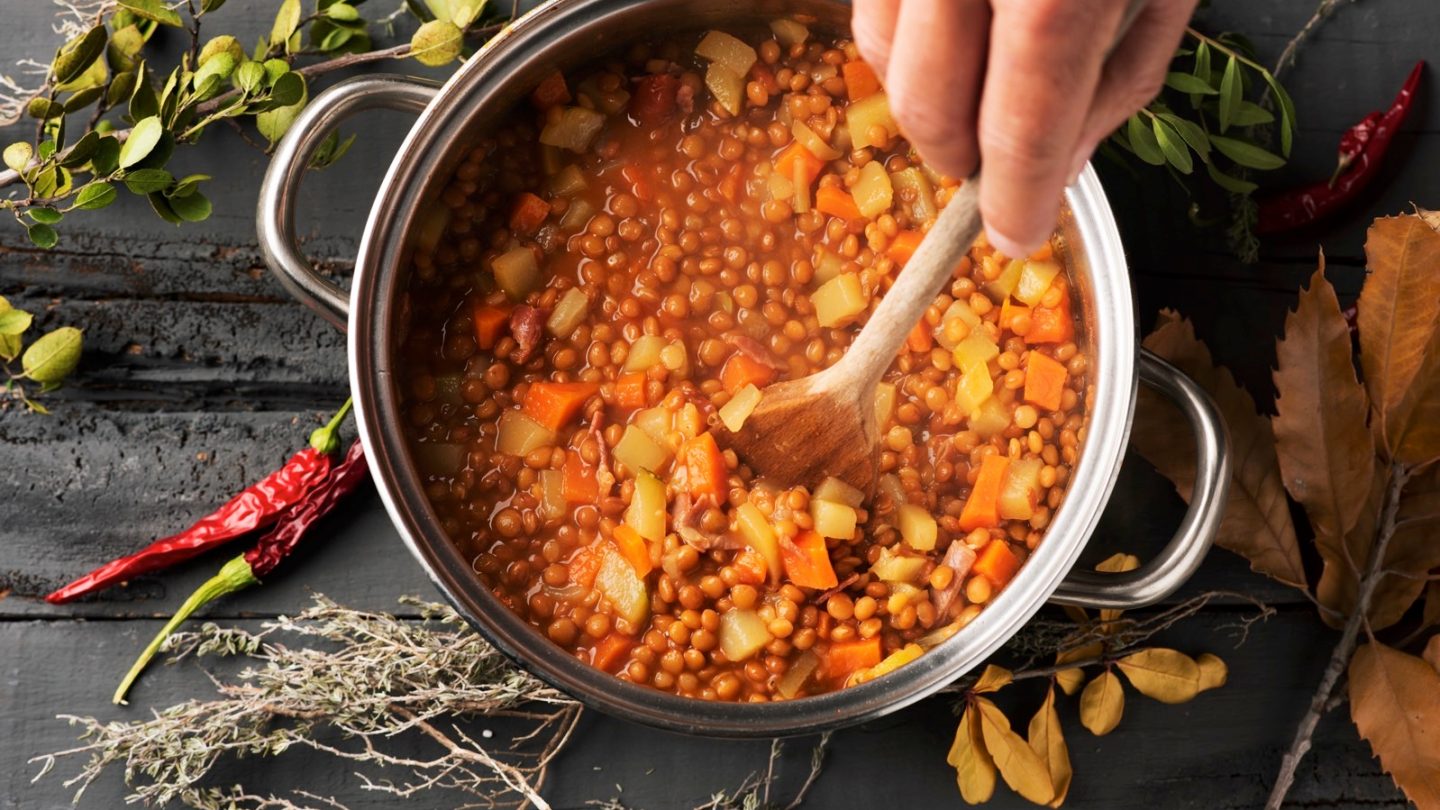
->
[1271,0,1359,79]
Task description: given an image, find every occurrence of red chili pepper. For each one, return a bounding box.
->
[113,439,369,704]
[1257,61,1424,234]
[44,401,353,604]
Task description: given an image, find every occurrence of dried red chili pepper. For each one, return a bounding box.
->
[44,401,353,604]
[113,439,369,704]
[1257,61,1424,234]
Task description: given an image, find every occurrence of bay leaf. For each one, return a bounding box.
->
[1132,311,1307,589]
[1348,642,1440,807]
[1196,653,1228,691]
[949,702,996,804]
[972,664,1012,694]
[1027,686,1072,808]
[1079,669,1124,736]
[1116,647,1201,704]
[977,697,1055,805]
[1357,215,1440,460]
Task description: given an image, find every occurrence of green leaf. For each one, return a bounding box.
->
[72,182,118,210]
[1205,162,1258,194]
[58,131,100,168]
[1210,135,1285,170]
[22,326,83,384]
[147,191,183,224]
[107,70,138,108]
[28,207,63,224]
[308,131,357,169]
[326,2,361,21]
[57,51,108,94]
[52,26,108,86]
[118,0,184,27]
[192,54,236,99]
[122,167,174,194]
[1218,55,1240,132]
[169,173,211,197]
[449,0,488,27]
[118,115,162,168]
[411,20,463,67]
[234,61,266,94]
[201,0,227,13]
[27,97,62,120]
[0,298,22,361]
[1157,113,1210,159]
[2,142,32,173]
[271,0,302,49]
[128,64,159,120]
[37,140,57,160]
[107,24,147,71]
[261,58,290,85]
[1126,115,1165,166]
[32,166,73,199]
[256,77,308,144]
[63,84,106,112]
[266,72,305,107]
[1264,72,1296,157]
[0,308,34,337]
[316,21,355,52]
[1152,118,1194,174]
[26,222,59,249]
[1164,71,1216,95]
[198,35,244,69]
[168,190,212,222]
[91,136,121,174]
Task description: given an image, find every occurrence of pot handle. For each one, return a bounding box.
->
[1048,349,1231,609]
[256,75,438,331]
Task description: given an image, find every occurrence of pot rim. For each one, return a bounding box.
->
[346,0,1137,737]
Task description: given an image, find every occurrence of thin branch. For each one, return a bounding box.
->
[1271,0,1358,78]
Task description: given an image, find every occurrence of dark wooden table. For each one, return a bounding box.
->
[3,1,1434,807]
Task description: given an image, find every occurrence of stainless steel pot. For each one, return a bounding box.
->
[256,0,1230,737]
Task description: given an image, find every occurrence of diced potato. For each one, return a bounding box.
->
[558,197,594,232]
[916,621,962,649]
[811,499,857,539]
[719,383,762,432]
[493,246,540,301]
[719,609,773,662]
[897,503,937,551]
[626,469,667,542]
[1015,259,1062,306]
[414,442,466,476]
[575,75,630,115]
[874,381,897,427]
[539,144,563,176]
[539,469,566,521]
[633,406,674,446]
[850,643,923,685]
[871,546,927,583]
[768,171,794,202]
[546,287,589,337]
[969,396,1010,438]
[613,424,670,475]
[595,542,649,627]
[775,649,820,698]
[705,63,745,115]
[813,249,846,285]
[889,167,936,221]
[696,30,758,77]
[878,473,907,508]
[768,18,810,47]
[936,300,980,350]
[414,202,450,252]
[813,272,867,328]
[735,502,781,580]
[624,335,668,372]
[952,332,999,370]
[985,258,1025,301]
[539,106,606,153]
[814,476,865,509]
[846,93,898,149]
[999,457,1043,520]
[791,120,841,160]
[953,362,994,416]
[546,164,587,197]
[851,161,893,218]
[496,410,555,457]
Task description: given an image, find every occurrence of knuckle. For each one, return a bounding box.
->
[979,120,1066,177]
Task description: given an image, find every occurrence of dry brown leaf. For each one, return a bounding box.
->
[1348,642,1440,807]
[1054,667,1084,697]
[1272,262,1375,540]
[950,702,996,804]
[1315,467,1388,627]
[1115,648,1201,704]
[1132,311,1307,590]
[977,697,1056,805]
[1196,653,1228,691]
[1391,314,1440,464]
[1425,636,1440,676]
[1326,465,1440,629]
[972,664,1013,694]
[1028,687,1072,808]
[1055,642,1101,697]
[1095,554,1140,624]
[1079,669,1124,736]
[1357,215,1440,459]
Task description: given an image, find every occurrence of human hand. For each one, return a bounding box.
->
[852,0,1198,257]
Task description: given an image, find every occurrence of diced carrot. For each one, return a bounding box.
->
[522,381,600,430]
[842,60,881,101]
[472,303,511,350]
[815,185,864,221]
[509,192,551,235]
[530,69,571,110]
[781,530,839,590]
[1023,352,1068,412]
[718,162,744,204]
[959,454,1010,532]
[825,637,882,681]
[682,432,729,496]
[1026,296,1074,344]
[720,352,775,394]
[905,320,933,354]
[569,543,603,588]
[773,141,825,190]
[999,298,1031,332]
[612,525,653,577]
[887,230,923,266]
[616,372,648,409]
[620,163,653,201]
[629,73,680,125]
[1029,240,1054,262]
[732,548,768,585]
[591,631,635,673]
[562,450,599,503]
[973,539,1020,587]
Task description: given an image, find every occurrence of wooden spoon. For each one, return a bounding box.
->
[723,178,983,493]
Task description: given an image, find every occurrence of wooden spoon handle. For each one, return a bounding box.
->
[829,178,983,392]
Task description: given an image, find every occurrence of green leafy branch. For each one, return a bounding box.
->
[0,296,82,414]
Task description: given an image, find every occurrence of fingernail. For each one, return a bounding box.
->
[985,227,1033,261]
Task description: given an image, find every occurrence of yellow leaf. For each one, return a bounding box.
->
[1116,648,1201,704]
[1095,554,1140,623]
[977,698,1056,805]
[1056,641,1102,665]
[1424,636,1440,676]
[1196,653,1228,691]
[973,664,1013,694]
[1348,642,1440,807]
[1080,670,1124,736]
[950,702,996,804]
[1055,667,1085,697]
[1028,686,1072,807]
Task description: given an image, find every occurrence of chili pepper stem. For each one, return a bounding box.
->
[309,398,354,455]
[113,555,259,706]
